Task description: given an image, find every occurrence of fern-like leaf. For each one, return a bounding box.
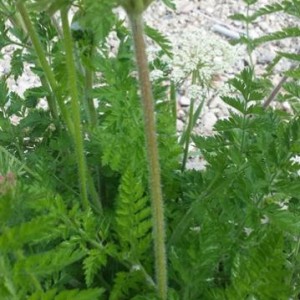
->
[0,216,59,252]
[115,169,152,261]
[253,27,300,47]
[110,270,152,300]
[13,242,85,280]
[144,25,173,58]
[83,248,107,287]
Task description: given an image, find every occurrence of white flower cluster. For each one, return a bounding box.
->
[147,28,243,103]
[169,28,243,86]
[150,69,164,81]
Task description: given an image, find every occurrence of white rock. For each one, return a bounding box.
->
[176,119,185,131]
[179,96,191,107]
[202,112,218,131]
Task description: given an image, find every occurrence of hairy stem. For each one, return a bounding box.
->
[60,8,90,211]
[128,12,168,300]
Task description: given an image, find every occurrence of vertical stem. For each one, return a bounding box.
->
[60,7,89,210]
[170,80,177,127]
[181,98,194,172]
[16,1,74,134]
[84,56,98,126]
[128,12,167,300]
[246,5,254,68]
[180,71,201,172]
[16,1,58,120]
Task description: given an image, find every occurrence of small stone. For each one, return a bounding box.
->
[177,2,194,14]
[282,101,292,113]
[202,112,218,131]
[257,50,275,65]
[176,119,185,131]
[179,96,191,107]
[177,109,186,120]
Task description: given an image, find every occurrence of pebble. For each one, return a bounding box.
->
[179,96,191,107]
[176,119,185,132]
[200,112,218,135]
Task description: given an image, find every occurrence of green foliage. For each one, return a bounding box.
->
[115,169,152,261]
[83,248,107,288]
[109,270,155,300]
[1,0,300,298]
[167,66,300,298]
[28,288,105,300]
[144,25,173,58]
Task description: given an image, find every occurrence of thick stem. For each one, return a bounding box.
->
[60,8,90,210]
[128,12,168,300]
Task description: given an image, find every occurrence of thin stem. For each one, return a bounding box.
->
[60,7,89,210]
[180,71,202,172]
[246,5,254,68]
[181,98,194,172]
[262,65,297,109]
[170,80,177,128]
[128,12,168,300]
[73,42,97,126]
[16,1,74,134]
[84,53,98,126]
[15,1,57,119]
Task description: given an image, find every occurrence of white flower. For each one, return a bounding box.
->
[169,28,243,85]
[190,226,201,232]
[261,215,269,224]
[290,155,300,176]
[150,69,164,81]
[37,98,48,110]
[131,264,141,271]
[146,45,160,63]
[291,155,300,164]
[10,114,22,126]
[161,54,172,65]
[244,227,253,236]
[187,84,203,99]
[172,67,186,84]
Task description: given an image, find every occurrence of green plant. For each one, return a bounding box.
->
[1,0,300,299]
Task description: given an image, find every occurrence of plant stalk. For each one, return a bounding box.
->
[180,71,204,171]
[128,12,168,300]
[16,1,74,134]
[84,55,98,126]
[60,7,90,211]
[16,1,57,119]
[181,98,194,172]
